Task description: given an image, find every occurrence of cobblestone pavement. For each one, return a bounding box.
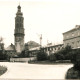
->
[0,62,73,79]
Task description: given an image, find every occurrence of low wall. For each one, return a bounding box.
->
[10,57,36,62]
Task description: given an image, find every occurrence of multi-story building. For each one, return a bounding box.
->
[63,25,80,49]
[43,44,64,55]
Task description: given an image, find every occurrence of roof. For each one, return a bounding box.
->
[43,44,63,48]
[29,47,40,51]
[5,43,15,51]
[63,25,80,34]
[25,41,40,49]
[29,44,63,51]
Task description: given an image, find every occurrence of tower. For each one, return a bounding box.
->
[14,5,25,54]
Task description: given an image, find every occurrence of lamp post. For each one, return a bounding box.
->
[40,34,42,48]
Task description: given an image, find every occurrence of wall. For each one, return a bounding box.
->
[63,27,80,48]
[10,57,36,62]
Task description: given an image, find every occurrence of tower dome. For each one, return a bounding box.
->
[18,5,21,9]
[16,5,23,16]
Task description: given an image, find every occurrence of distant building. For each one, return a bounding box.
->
[14,5,25,54]
[28,44,64,56]
[25,41,40,56]
[63,25,80,49]
[5,43,16,57]
[43,44,64,55]
[25,41,40,49]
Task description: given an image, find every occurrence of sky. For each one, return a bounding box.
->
[0,0,80,48]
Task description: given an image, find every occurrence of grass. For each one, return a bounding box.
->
[0,66,7,76]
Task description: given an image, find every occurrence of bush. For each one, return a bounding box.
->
[0,51,8,60]
[36,51,48,61]
[70,49,80,64]
[53,45,72,60]
[0,66,7,76]
[55,53,65,60]
[49,53,56,61]
[18,50,30,58]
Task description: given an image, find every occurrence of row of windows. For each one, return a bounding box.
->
[15,28,24,33]
[67,41,80,48]
[16,17,23,22]
[16,23,23,27]
[67,41,80,44]
[65,32,80,39]
[44,46,63,52]
[71,32,80,36]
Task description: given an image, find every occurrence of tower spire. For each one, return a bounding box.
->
[16,4,22,16]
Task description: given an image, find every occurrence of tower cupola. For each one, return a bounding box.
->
[16,5,22,16]
[18,5,21,12]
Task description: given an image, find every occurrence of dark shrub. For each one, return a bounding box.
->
[0,51,8,60]
[54,45,72,60]
[18,50,26,58]
[55,53,65,60]
[49,53,56,61]
[70,49,80,64]
[65,50,75,60]
[18,50,30,58]
[36,51,48,61]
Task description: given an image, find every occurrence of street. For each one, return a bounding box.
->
[0,62,73,79]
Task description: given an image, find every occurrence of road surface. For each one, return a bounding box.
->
[0,62,73,79]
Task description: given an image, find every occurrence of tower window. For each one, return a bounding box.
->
[20,18,22,22]
[66,36,69,38]
[72,33,74,36]
[72,42,74,44]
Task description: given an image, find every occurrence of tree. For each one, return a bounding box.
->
[49,53,56,61]
[0,37,3,43]
[36,51,48,61]
[0,37,8,60]
[18,50,30,58]
[56,45,72,60]
[55,53,65,60]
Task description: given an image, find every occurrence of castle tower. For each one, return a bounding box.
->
[14,5,25,54]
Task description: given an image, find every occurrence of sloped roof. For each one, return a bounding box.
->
[5,43,15,51]
[29,47,40,51]
[25,41,40,49]
[63,25,80,34]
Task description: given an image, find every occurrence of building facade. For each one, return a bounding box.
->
[14,5,25,53]
[28,44,64,56]
[43,44,64,55]
[63,25,80,49]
